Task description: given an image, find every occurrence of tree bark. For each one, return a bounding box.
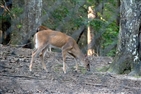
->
[108,0,141,76]
[11,0,42,46]
[87,6,95,56]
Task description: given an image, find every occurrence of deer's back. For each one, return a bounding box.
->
[48,31,72,48]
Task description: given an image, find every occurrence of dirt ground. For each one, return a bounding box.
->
[0,45,141,94]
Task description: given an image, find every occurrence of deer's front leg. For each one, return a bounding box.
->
[75,59,78,72]
[62,41,73,74]
[62,50,67,74]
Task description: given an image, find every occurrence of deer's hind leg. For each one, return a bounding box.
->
[39,46,49,72]
[29,45,46,71]
[29,48,41,71]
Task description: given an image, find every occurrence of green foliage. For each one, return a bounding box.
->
[16,24,22,29]
[103,21,119,56]
[79,66,87,74]
[2,0,119,56]
[11,7,23,16]
[90,19,106,31]
[52,6,69,21]
[88,0,119,56]
[42,0,119,56]
[0,15,11,21]
[89,17,118,56]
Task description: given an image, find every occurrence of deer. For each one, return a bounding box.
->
[29,28,90,74]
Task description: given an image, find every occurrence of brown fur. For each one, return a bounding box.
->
[29,29,90,73]
[36,25,52,51]
[36,25,50,32]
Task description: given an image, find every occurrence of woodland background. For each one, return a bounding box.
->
[1,0,141,93]
[0,0,119,56]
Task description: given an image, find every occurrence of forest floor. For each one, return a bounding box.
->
[0,45,141,94]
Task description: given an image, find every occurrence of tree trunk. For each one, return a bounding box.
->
[87,6,95,56]
[87,25,94,56]
[11,0,42,47]
[108,0,141,76]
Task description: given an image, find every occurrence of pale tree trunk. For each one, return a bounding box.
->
[87,6,95,56]
[108,0,141,76]
[11,0,42,46]
[87,26,94,56]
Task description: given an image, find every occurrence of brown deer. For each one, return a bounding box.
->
[29,29,90,73]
